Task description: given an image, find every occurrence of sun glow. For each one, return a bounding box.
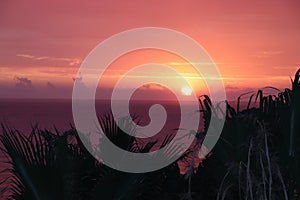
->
[181,86,192,96]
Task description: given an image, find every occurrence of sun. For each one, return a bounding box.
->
[181,86,192,96]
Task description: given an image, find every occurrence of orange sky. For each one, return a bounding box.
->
[0,0,299,99]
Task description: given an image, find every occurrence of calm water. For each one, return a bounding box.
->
[0,99,75,133]
[0,98,202,167]
[0,98,200,133]
[0,98,245,197]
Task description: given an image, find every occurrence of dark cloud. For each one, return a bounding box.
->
[14,76,33,88]
[46,81,55,89]
[72,76,82,82]
[72,75,85,89]
[9,76,38,98]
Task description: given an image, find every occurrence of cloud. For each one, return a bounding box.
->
[72,75,95,99]
[140,83,166,91]
[46,81,55,89]
[72,76,83,82]
[14,76,33,88]
[167,62,221,66]
[16,54,35,59]
[225,86,239,90]
[272,66,299,70]
[72,75,85,89]
[250,51,284,58]
[17,54,81,66]
[11,76,39,98]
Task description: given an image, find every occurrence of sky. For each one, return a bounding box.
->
[0,0,300,100]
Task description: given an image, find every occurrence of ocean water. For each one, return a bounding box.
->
[0,98,202,133]
[0,98,248,196]
[0,98,203,174]
[0,99,75,133]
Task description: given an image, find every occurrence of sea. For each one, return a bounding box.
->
[0,99,205,187]
[0,98,245,197]
[0,98,203,133]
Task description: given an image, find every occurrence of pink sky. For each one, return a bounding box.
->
[0,0,300,100]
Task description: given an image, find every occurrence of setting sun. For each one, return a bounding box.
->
[181,86,192,96]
